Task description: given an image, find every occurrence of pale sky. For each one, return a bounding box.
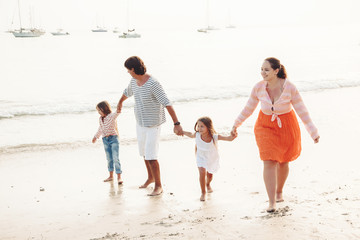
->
[0,0,359,31]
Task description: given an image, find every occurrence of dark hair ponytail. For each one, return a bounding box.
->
[124,56,147,75]
[265,57,287,79]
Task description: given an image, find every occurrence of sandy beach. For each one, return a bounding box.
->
[1,86,360,240]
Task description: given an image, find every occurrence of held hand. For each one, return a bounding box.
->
[174,125,184,136]
[92,137,97,143]
[231,130,238,140]
[314,136,320,144]
[231,126,238,136]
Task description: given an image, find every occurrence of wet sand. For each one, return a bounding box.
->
[1,87,360,240]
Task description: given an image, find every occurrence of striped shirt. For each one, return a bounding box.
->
[234,79,319,140]
[94,112,120,139]
[123,76,172,127]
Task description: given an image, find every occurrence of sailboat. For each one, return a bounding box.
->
[92,15,107,32]
[197,0,220,33]
[225,5,236,29]
[119,29,141,38]
[113,27,121,33]
[119,0,141,38]
[5,7,16,33]
[12,0,45,37]
[91,26,107,32]
[51,29,70,36]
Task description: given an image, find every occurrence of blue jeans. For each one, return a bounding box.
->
[102,135,122,174]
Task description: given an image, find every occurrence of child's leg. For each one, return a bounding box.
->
[198,167,207,201]
[276,162,289,202]
[206,172,213,193]
[263,160,277,212]
[103,138,114,182]
[111,137,123,184]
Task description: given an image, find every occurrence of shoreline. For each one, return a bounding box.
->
[1,87,360,239]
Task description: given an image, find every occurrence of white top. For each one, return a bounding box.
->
[123,76,172,127]
[195,132,220,174]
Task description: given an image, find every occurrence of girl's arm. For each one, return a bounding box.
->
[218,131,238,141]
[93,126,102,143]
[183,131,196,138]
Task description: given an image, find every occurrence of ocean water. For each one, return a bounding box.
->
[1,24,360,154]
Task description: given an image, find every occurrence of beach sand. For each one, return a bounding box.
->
[1,87,360,240]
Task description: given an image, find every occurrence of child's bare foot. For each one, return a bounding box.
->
[117,178,123,185]
[276,192,284,202]
[266,203,276,213]
[139,179,154,188]
[200,193,206,201]
[148,187,163,196]
[103,177,113,182]
[206,185,213,193]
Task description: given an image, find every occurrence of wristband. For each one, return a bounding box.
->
[174,122,180,126]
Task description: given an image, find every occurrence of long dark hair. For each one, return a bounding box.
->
[96,101,112,117]
[265,57,287,79]
[194,116,217,140]
[124,56,147,75]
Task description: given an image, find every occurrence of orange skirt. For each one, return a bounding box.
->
[254,110,301,163]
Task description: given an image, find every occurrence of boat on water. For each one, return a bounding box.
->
[12,28,45,37]
[113,27,121,33]
[197,26,220,33]
[12,0,45,38]
[197,0,220,33]
[51,29,69,36]
[91,26,107,32]
[197,29,208,33]
[226,25,236,29]
[119,0,141,38]
[119,29,141,38]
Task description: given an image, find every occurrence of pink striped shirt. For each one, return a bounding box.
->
[234,80,319,140]
[94,112,120,139]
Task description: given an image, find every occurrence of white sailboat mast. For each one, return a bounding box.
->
[17,0,22,30]
[127,0,130,30]
[206,0,209,28]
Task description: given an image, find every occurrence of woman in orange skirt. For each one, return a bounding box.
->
[232,57,320,212]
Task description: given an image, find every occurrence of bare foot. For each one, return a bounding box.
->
[117,178,123,185]
[148,187,163,196]
[103,177,113,182]
[206,185,213,193]
[139,179,154,188]
[276,192,284,202]
[200,193,206,201]
[266,203,276,213]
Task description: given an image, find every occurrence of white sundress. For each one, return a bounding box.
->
[195,132,220,174]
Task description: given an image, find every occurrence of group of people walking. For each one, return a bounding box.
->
[92,56,320,212]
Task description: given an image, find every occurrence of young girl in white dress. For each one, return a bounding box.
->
[184,117,237,201]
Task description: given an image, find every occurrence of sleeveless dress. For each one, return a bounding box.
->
[195,132,220,173]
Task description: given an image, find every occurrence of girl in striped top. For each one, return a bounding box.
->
[92,101,123,184]
[231,57,320,213]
